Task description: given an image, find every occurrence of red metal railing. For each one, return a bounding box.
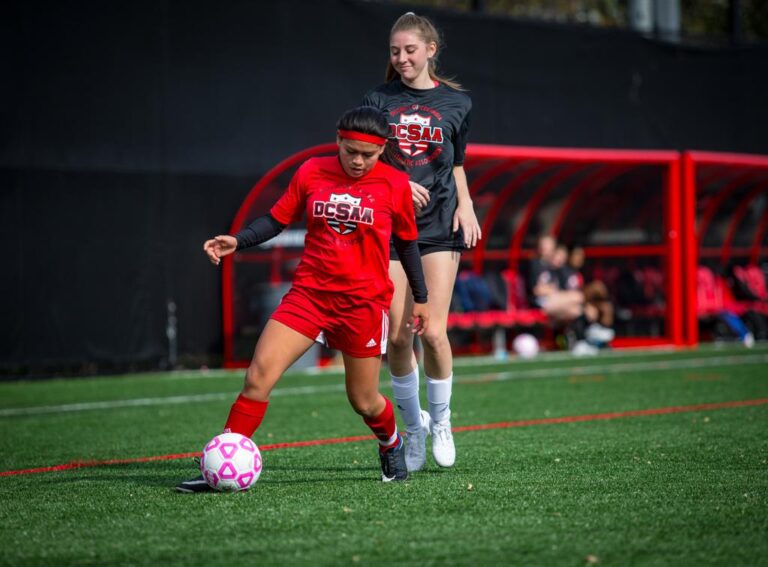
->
[221,145,768,367]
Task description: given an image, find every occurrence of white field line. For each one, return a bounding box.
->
[456,353,768,384]
[162,344,753,380]
[1,353,767,418]
[0,384,347,417]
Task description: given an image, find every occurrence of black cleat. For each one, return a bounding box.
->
[379,434,408,482]
[175,474,214,493]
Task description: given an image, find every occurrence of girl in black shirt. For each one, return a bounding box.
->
[362,12,481,472]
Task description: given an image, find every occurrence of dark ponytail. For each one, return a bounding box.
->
[336,106,390,140]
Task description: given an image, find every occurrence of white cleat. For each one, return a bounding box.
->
[571,340,599,357]
[585,323,615,345]
[405,410,431,472]
[431,418,455,468]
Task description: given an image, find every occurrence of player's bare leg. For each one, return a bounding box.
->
[387,261,419,376]
[176,320,314,493]
[344,354,407,481]
[419,251,459,379]
[344,354,386,418]
[420,251,460,467]
[241,319,316,401]
[388,260,431,471]
[228,319,316,438]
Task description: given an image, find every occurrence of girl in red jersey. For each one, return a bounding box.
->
[176,107,429,491]
[362,13,481,472]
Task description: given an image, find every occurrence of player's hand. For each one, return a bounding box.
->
[410,181,430,217]
[203,235,237,266]
[452,200,482,248]
[408,302,430,336]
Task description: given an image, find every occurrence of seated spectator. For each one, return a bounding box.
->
[528,236,583,324]
[528,236,608,355]
[559,244,584,291]
[567,246,615,348]
[697,264,756,347]
[454,269,496,312]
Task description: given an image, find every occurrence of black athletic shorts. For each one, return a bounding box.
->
[390,241,464,261]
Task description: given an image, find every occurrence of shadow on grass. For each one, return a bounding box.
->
[30,461,399,488]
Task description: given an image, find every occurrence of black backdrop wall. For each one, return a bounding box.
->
[2,0,767,375]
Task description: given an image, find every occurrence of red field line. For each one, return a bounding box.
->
[2,398,766,477]
[451,398,768,432]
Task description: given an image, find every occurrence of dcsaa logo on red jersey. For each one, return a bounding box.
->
[392,113,444,157]
[313,192,374,235]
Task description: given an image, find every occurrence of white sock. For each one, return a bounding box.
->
[426,374,452,424]
[378,429,400,449]
[391,368,422,432]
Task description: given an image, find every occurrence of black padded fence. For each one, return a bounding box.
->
[2,0,767,376]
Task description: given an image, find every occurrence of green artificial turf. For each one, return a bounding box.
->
[1,345,767,566]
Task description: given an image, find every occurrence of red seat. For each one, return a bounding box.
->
[446,270,547,332]
[736,265,768,301]
[447,312,477,330]
[696,266,722,315]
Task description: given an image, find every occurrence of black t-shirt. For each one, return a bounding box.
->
[557,265,582,291]
[528,259,557,305]
[362,80,472,247]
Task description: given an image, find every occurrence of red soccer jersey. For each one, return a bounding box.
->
[270,156,418,306]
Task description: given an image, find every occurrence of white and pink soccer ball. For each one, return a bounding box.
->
[513,333,540,359]
[200,432,262,492]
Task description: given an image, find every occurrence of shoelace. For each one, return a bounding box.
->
[381,449,398,476]
[433,425,452,442]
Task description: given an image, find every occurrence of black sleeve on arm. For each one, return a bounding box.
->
[393,236,428,304]
[234,214,286,251]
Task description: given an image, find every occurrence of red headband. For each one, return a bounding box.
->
[338,129,388,146]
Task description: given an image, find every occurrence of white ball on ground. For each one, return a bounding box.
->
[200,432,262,492]
[513,333,539,359]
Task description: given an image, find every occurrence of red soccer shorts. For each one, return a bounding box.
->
[270,286,389,358]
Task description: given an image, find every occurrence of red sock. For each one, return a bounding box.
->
[363,397,399,451]
[223,394,268,437]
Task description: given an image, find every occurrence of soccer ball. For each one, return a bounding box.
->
[513,333,539,359]
[200,432,262,492]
